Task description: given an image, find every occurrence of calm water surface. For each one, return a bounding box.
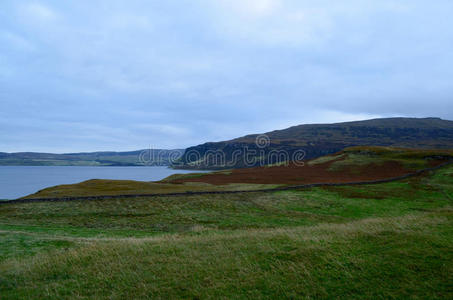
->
[0,166,200,200]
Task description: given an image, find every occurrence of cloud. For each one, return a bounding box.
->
[207,0,329,47]
[134,124,190,136]
[219,0,279,17]
[20,2,57,22]
[0,31,36,52]
[0,0,452,152]
[207,0,415,47]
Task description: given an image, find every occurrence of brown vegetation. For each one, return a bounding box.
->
[169,153,448,185]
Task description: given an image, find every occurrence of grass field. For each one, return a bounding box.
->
[0,159,452,299]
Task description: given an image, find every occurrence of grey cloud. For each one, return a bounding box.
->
[1,0,452,152]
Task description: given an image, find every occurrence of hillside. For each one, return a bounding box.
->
[168,147,453,185]
[0,149,183,166]
[1,157,452,298]
[175,117,453,169]
[20,147,453,200]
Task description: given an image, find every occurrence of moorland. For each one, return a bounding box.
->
[1,146,452,299]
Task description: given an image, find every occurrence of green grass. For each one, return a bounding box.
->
[161,170,233,182]
[0,232,74,263]
[0,164,452,299]
[159,172,209,182]
[307,153,345,165]
[306,146,453,172]
[0,212,451,299]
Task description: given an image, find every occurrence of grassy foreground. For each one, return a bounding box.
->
[0,165,452,298]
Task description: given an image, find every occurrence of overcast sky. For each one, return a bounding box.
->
[1,0,453,152]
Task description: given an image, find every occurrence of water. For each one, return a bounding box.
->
[0,166,200,200]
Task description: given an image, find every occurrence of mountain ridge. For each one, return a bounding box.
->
[176,117,453,169]
[0,149,184,166]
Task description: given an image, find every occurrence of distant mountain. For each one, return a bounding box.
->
[0,149,184,166]
[175,117,453,169]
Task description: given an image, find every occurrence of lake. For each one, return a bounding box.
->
[0,166,200,200]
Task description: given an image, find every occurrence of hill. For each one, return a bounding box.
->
[169,147,453,185]
[20,147,453,200]
[0,149,183,166]
[175,117,453,169]
[0,153,452,298]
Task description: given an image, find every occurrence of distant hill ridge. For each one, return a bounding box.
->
[176,117,453,169]
[0,149,184,166]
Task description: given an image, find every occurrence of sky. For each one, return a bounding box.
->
[1,0,453,153]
